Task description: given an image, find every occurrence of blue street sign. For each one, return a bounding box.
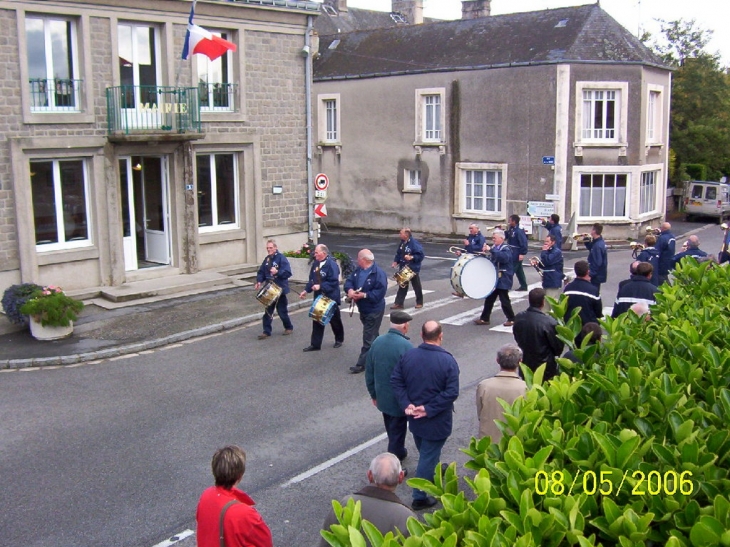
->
[542,156,555,165]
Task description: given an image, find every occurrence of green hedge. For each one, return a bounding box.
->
[322,258,730,547]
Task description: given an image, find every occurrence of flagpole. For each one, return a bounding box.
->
[176,0,197,88]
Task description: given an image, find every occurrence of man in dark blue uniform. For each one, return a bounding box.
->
[391,228,425,309]
[534,234,563,310]
[636,234,660,286]
[611,262,659,317]
[474,229,515,327]
[460,223,486,255]
[584,223,607,294]
[299,244,344,352]
[656,222,676,285]
[542,214,563,250]
[254,239,294,339]
[506,215,528,291]
[672,235,708,268]
[563,260,603,327]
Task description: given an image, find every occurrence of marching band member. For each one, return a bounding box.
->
[459,223,487,255]
[534,234,564,309]
[254,240,293,340]
[584,223,608,294]
[656,222,676,285]
[506,215,529,291]
[542,214,563,250]
[720,224,730,264]
[391,228,424,310]
[299,244,344,352]
[636,234,660,286]
[474,229,516,327]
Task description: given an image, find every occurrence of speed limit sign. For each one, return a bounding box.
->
[314,173,329,191]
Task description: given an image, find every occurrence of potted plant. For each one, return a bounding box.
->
[1,283,43,327]
[284,242,315,282]
[19,285,84,340]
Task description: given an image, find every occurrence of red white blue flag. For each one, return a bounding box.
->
[181,1,237,61]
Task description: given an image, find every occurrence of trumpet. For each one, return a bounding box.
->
[629,241,645,258]
[645,227,661,235]
[529,256,544,278]
[721,222,729,231]
[486,224,504,231]
[572,233,591,241]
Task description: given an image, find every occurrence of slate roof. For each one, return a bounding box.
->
[314,4,440,35]
[314,3,669,81]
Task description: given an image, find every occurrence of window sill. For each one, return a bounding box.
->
[199,228,246,245]
[453,213,503,221]
[574,143,628,157]
[317,143,341,154]
[25,112,94,125]
[413,142,446,155]
[402,187,422,194]
[36,245,99,266]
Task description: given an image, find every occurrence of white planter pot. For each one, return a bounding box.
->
[287,257,343,283]
[30,319,73,341]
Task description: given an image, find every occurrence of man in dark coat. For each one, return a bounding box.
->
[391,228,425,309]
[254,239,294,339]
[512,288,564,382]
[460,223,487,255]
[345,249,388,374]
[474,229,515,327]
[542,214,563,250]
[656,222,676,285]
[534,233,564,309]
[365,311,414,461]
[611,262,659,318]
[584,223,608,294]
[506,215,529,291]
[299,244,344,352]
[636,234,660,286]
[563,260,603,326]
[391,320,459,511]
[672,235,708,268]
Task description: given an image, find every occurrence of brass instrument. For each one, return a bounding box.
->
[449,245,486,256]
[629,241,645,258]
[529,256,544,278]
[645,226,661,235]
[721,222,729,231]
[572,233,591,241]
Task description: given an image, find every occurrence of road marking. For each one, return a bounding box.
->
[151,529,194,547]
[603,306,613,317]
[441,305,484,325]
[425,255,457,261]
[282,433,388,487]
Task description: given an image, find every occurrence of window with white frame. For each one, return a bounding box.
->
[646,87,662,144]
[317,94,340,144]
[640,171,657,214]
[415,88,445,144]
[579,173,627,217]
[197,153,238,230]
[197,32,235,111]
[25,15,80,112]
[462,168,503,214]
[30,159,90,248]
[404,169,421,191]
[576,82,627,145]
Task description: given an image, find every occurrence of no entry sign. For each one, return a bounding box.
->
[314,173,329,191]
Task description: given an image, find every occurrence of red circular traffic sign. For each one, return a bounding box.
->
[314,173,329,191]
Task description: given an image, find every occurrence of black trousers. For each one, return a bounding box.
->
[514,261,528,289]
[310,306,344,348]
[355,309,385,367]
[382,413,408,461]
[590,278,603,294]
[480,288,515,322]
[394,274,423,306]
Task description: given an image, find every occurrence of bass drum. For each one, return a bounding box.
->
[450,254,497,299]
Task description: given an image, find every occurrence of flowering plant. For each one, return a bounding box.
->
[283,242,314,259]
[19,285,84,327]
[2,283,43,326]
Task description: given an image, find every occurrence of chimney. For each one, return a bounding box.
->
[461,0,491,19]
[324,0,347,13]
[391,0,423,25]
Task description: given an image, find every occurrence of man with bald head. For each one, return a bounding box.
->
[345,249,388,374]
[391,320,460,511]
[656,222,676,285]
[672,235,708,268]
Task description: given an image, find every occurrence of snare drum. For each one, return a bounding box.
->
[450,254,497,299]
[308,294,337,326]
[256,280,282,307]
[393,265,416,288]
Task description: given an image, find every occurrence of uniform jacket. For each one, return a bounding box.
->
[344,263,388,315]
[584,237,608,283]
[255,251,292,294]
[476,371,527,441]
[465,231,487,254]
[611,276,659,317]
[540,246,564,289]
[512,307,564,379]
[393,237,425,273]
[636,247,660,286]
[544,221,563,249]
[196,486,273,547]
[489,244,514,291]
[672,247,708,268]
[391,343,460,441]
[365,329,413,417]
[563,278,603,326]
[506,225,528,261]
[305,255,341,305]
[656,230,676,275]
[318,486,414,547]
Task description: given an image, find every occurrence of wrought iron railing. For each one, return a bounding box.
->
[106,85,202,135]
[29,78,82,112]
[198,82,237,111]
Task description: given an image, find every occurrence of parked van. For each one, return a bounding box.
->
[684,180,730,220]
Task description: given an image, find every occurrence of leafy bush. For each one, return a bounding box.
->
[332,251,356,279]
[284,241,314,259]
[1,283,43,326]
[322,259,730,546]
[20,285,84,327]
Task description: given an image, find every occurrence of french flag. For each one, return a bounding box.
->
[181,1,237,61]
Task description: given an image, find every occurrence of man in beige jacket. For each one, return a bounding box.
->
[476,345,528,442]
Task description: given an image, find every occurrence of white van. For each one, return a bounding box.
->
[684,181,730,220]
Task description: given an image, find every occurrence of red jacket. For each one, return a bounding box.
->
[196,486,273,547]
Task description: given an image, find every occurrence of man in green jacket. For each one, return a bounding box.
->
[366,311,414,463]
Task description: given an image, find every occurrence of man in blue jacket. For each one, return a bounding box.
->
[474,229,515,327]
[636,234,660,286]
[672,235,708,268]
[254,239,294,339]
[391,320,460,511]
[458,223,486,255]
[611,262,659,317]
[506,215,529,291]
[542,214,563,250]
[656,222,676,285]
[533,234,563,310]
[584,223,608,294]
[345,249,388,374]
[299,244,344,352]
[391,228,425,309]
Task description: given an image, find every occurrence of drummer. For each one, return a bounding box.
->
[474,229,516,327]
[390,228,424,310]
[457,223,487,255]
[299,244,345,352]
[255,239,294,340]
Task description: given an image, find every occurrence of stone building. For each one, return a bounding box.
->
[0,0,317,298]
[312,1,673,240]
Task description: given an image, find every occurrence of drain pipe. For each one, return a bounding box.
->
[304,15,315,243]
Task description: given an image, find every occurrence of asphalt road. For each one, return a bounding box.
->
[0,221,722,547]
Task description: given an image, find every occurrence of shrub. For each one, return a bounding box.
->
[284,242,314,259]
[322,259,730,546]
[20,286,84,327]
[1,283,43,326]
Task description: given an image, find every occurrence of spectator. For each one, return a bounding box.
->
[563,322,603,363]
[512,288,564,381]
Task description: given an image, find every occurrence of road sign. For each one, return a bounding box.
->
[314,190,327,200]
[314,173,329,191]
[542,156,555,165]
[314,203,328,218]
[527,200,555,218]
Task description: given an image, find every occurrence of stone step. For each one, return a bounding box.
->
[98,271,235,303]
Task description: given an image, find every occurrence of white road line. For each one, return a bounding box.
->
[603,307,614,317]
[424,255,457,261]
[441,305,484,325]
[385,290,434,305]
[151,529,194,547]
[281,433,388,487]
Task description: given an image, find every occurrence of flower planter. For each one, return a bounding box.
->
[30,318,74,341]
[287,257,343,283]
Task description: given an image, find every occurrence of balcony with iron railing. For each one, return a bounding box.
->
[106,85,204,142]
